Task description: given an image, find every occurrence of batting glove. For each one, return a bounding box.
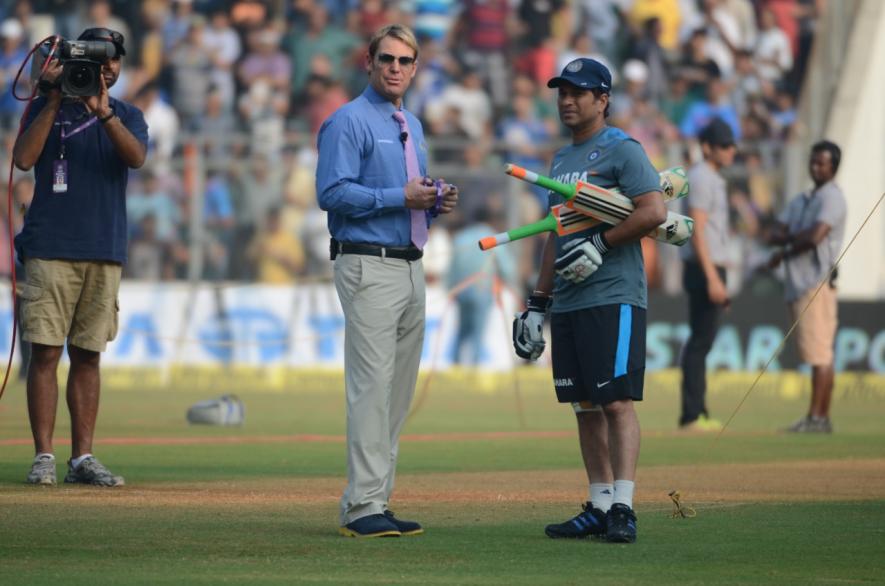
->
[512,295,551,360]
[554,233,609,284]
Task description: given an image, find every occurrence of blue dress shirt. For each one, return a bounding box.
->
[316,85,428,246]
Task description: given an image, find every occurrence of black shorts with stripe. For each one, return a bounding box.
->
[551,304,646,405]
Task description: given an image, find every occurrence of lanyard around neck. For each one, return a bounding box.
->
[60,116,99,141]
[57,106,102,158]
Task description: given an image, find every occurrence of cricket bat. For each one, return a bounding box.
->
[478,166,692,250]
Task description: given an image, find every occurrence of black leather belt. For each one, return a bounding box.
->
[339,242,423,261]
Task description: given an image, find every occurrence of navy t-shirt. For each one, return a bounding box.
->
[15,97,149,263]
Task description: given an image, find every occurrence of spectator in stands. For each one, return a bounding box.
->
[630,17,670,103]
[574,0,624,58]
[510,72,557,135]
[127,169,181,244]
[515,0,566,88]
[717,0,758,50]
[0,175,33,379]
[612,59,650,126]
[168,15,213,130]
[136,4,166,86]
[769,87,797,140]
[428,67,493,141]
[303,73,348,136]
[82,0,131,56]
[201,85,238,165]
[409,36,456,121]
[755,7,793,83]
[286,5,359,101]
[202,171,235,280]
[453,0,511,110]
[355,0,390,40]
[680,77,740,140]
[497,93,551,207]
[0,18,27,132]
[230,153,284,280]
[202,9,242,112]
[247,206,305,284]
[125,214,167,280]
[412,0,458,44]
[679,28,722,103]
[628,0,682,52]
[132,83,179,174]
[660,72,693,129]
[10,0,54,49]
[729,49,766,117]
[230,0,269,30]
[238,77,287,160]
[238,26,291,95]
[162,0,196,51]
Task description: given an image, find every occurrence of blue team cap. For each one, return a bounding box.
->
[547,58,612,92]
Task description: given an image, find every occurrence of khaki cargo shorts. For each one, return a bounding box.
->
[790,283,838,366]
[18,258,122,353]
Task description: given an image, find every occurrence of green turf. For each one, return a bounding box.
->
[1,498,883,585]
[1,371,884,584]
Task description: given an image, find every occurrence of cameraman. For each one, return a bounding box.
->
[12,28,147,487]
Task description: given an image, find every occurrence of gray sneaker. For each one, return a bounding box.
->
[64,457,125,487]
[784,416,833,433]
[808,416,833,433]
[783,416,812,432]
[26,454,57,486]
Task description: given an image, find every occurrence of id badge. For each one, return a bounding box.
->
[52,159,68,193]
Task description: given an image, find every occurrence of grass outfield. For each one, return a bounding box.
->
[0,369,884,585]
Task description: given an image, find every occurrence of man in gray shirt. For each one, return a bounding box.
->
[679,118,736,431]
[768,140,847,433]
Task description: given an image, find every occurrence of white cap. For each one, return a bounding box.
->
[622,59,649,84]
[0,18,23,40]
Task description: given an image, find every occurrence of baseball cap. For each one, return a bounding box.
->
[547,58,612,92]
[699,118,736,147]
[77,27,126,57]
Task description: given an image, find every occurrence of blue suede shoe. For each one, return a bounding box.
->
[339,514,401,538]
[384,510,424,536]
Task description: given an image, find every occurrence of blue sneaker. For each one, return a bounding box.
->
[605,503,637,543]
[384,510,424,536]
[339,514,401,538]
[545,502,607,539]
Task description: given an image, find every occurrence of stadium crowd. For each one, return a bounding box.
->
[0,0,820,296]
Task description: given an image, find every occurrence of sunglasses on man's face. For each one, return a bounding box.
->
[376,53,416,67]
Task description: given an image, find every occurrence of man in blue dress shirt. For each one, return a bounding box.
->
[316,24,458,538]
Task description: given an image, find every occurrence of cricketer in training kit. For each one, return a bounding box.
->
[512,58,666,543]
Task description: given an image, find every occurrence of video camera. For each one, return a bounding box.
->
[32,37,118,97]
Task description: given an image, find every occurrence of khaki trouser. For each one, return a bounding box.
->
[790,284,838,366]
[18,258,122,352]
[334,254,425,525]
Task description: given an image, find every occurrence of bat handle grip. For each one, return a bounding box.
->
[478,234,506,250]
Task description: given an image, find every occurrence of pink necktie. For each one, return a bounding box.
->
[392,111,428,249]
